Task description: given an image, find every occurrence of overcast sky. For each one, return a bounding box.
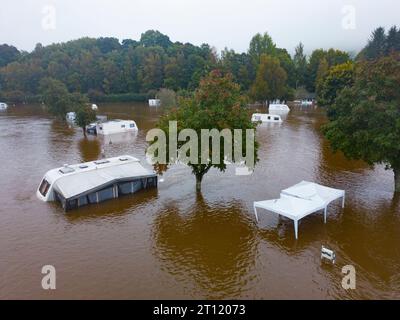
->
[0,0,398,55]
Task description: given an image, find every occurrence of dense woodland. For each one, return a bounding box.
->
[0,27,399,105]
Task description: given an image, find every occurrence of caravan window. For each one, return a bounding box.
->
[39,179,51,196]
[130,123,135,128]
[118,182,132,195]
[121,124,126,128]
[97,187,114,202]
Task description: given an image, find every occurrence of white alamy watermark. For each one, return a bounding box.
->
[341,5,356,30]
[41,265,56,290]
[146,121,256,176]
[41,5,57,31]
[341,264,356,290]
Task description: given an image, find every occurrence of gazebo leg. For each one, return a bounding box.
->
[294,220,299,239]
[254,205,259,222]
[342,194,345,208]
[324,207,327,224]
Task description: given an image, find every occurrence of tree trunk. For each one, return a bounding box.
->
[82,127,87,137]
[195,174,203,193]
[394,167,400,193]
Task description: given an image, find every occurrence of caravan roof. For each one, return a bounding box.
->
[40,155,155,201]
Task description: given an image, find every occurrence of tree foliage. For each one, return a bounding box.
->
[317,61,355,107]
[0,32,216,100]
[151,70,258,191]
[293,42,307,88]
[323,54,400,192]
[39,78,71,119]
[306,49,350,92]
[358,26,400,60]
[75,104,97,135]
[250,54,287,103]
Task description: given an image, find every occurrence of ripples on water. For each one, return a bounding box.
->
[0,103,399,299]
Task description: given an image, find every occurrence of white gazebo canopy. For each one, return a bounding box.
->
[253,181,345,239]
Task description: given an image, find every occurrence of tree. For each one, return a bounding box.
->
[317,61,355,107]
[323,54,400,192]
[293,42,307,88]
[386,26,400,54]
[156,88,176,108]
[150,70,258,192]
[140,30,172,48]
[361,27,387,60]
[75,103,96,136]
[39,77,71,119]
[248,32,276,66]
[315,58,329,98]
[0,44,20,67]
[306,49,350,92]
[250,54,287,103]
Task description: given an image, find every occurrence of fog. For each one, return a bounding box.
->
[0,0,398,54]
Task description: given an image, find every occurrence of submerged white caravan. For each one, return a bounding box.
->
[96,120,138,135]
[252,113,283,123]
[269,103,290,112]
[91,104,98,110]
[0,102,8,110]
[37,155,157,211]
[66,112,76,122]
[149,99,161,107]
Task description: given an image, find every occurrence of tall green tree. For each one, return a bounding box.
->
[75,103,96,136]
[250,54,287,103]
[323,54,400,192]
[306,49,350,92]
[386,26,400,54]
[140,30,172,48]
[248,32,276,66]
[317,62,355,107]
[360,27,387,60]
[315,58,329,98]
[150,70,258,192]
[0,44,21,67]
[293,42,307,88]
[39,77,71,119]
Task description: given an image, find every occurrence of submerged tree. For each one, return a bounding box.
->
[148,70,258,192]
[156,88,176,108]
[323,54,400,192]
[74,94,96,136]
[39,77,71,119]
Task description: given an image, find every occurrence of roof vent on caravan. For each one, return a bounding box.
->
[94,160,110,165]
[59,165,75,174]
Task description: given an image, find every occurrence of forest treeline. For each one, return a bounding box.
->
[0,27,400,103]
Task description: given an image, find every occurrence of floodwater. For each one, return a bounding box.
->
[0,103,399,300]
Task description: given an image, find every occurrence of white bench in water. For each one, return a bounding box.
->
[252,113,282,123]
[37,155,157,211]
[253,181,345,239]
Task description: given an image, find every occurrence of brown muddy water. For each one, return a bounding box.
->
[0,103,399,299]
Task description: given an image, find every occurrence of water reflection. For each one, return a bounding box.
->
[152,194,258,299]
[1,102,400,299]
[62,188,158,223]
[100,131,138,146]
[78,136,101,162]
